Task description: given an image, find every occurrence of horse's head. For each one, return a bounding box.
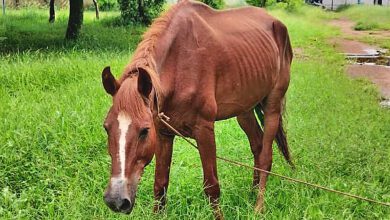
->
[101,66,157,214]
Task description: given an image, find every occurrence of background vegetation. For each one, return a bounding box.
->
[0,3,389,220]
[98,0,118,11]
[117,0,165,25]
[336,5,390,52]
[246,0,303,11]
[199,0,225,9]
[339,5,390,31]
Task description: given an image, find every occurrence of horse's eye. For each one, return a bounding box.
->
[139,128,149,139]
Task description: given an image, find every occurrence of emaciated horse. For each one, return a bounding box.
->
[101,1,293,219]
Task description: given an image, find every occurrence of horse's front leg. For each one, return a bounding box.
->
[195,121,224,220]
[153,134,174,212]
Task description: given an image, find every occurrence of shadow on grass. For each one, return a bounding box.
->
[0,9,145,54]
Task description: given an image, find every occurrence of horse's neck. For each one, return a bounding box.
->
[153,28,179,74]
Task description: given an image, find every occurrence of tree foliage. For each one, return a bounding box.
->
[246,0,302,10]
[99,0,118,11]
[198,0,225,9]
[245,0,266,7]
[118,0,165,25]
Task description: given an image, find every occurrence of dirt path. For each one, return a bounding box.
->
[329,18,390,39]
[348,64,390,98]
[328,18,390,105]
[328,37,382,55]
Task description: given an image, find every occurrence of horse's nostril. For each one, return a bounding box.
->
[119,198,131,211]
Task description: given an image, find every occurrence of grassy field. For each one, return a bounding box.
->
[1,6,390,219]
[339,5,390,31]
[335,5,390,50]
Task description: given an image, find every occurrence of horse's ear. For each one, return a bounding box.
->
[102,66,119,96]
[137,68,153,99]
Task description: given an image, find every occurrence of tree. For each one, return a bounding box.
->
[65,0,84,40]
[118,0,165,25]
[49,0,98,24]
[92,0,100,19]
[49,0,55,23]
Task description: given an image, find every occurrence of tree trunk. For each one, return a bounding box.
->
[49,0,55,23]
[261,0,266,7]
[2,0,6,15]
[92,0,99,19]
[137,0,145,23]
[65,0,84,40]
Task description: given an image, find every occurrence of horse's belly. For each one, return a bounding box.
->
[215,73,273,120]
[214,32,279,120]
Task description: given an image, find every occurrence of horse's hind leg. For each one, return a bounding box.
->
[255,91,285,213]
[237,110,264,187]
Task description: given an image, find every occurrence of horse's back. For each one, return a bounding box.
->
[187,4,285,119]
[167,2,291,120]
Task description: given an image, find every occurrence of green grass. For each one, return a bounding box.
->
[340,5,390,31]
[358,35,390,51]
[331,5,390,51]
[1,6,390,219]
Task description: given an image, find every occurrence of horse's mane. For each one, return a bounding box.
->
[119,0,190,98]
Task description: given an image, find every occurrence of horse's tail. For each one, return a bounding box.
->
[254,103,294,168]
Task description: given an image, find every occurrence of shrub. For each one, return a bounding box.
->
[247,0,303,11]
[284,0,303,12]
[246,0,266,7]
[198,0,225,9]
[341,5,390,31]
[118,0,165,25]
[354,21,379,31]
[99,0,118,11]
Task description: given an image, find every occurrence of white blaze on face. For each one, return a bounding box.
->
[117,111,132,179]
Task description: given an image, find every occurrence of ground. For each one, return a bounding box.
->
[0,6,389,219]
[329,18,390,39]
[347,65,390,98]
[329,17,390,102]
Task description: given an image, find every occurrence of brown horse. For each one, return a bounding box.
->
[101,0,293,219]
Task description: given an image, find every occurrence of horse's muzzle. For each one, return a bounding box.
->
[104,178,135,214]
[104,193,134,214]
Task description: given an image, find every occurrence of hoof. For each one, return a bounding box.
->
[153,201,166,213]
[254,192,265,214]
[213,209,224,220]
[212,203,224,220]
[254,201,265,214]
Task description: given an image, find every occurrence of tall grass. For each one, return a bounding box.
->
[340,5,390,30]
[0,9,144,52]
[0,6,389,219]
